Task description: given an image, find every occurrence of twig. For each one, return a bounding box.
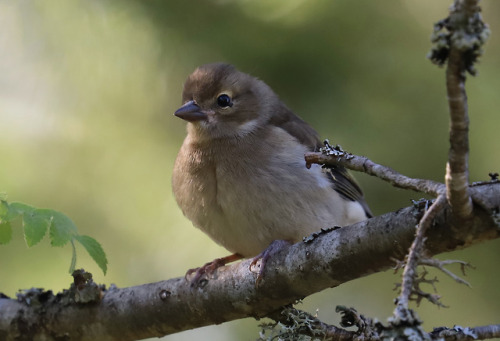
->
[393,195,447,320]
[472,324,500,340]
[428,0,490,219]
[431,324,500,341]
[266,306,500,341]
[445,35,473,220]
[305,148,444,196]
[407,269,446,307]
[263,307,356,341]
[419,258,473,287]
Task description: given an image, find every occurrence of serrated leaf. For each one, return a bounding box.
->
[37,209,78,247]
[1,200,108,276]
[0,200,8,219]
[75,235,108,275]
[7,202,35,221]
[23,209,51,247]
[0,221,12,244]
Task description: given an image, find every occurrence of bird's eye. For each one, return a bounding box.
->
[217,94,232,108]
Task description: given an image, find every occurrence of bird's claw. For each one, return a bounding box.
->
[185,253,242,288]
[250,240,292,287]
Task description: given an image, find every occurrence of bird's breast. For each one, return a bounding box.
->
[172,132,360,257]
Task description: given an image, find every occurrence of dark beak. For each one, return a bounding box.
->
[174,100,208,122]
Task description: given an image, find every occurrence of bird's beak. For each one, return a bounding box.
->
[174,100,208,122]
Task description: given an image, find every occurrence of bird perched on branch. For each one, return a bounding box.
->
[172,63,371,285]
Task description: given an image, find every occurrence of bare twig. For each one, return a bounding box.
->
[305,145,444,196]
[407,268,446,307]
[392,257,473,308]
[393,195,447,320]
[445,39,473,220]
[420,258,473,287]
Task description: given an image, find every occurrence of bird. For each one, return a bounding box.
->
[172,63,371,285]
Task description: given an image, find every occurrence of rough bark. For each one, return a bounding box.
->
[1,182,498,341]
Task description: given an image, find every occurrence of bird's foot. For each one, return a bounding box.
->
[250,240,292,287]
[186,253,242,288]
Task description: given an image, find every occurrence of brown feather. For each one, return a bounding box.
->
[268,101,372,218]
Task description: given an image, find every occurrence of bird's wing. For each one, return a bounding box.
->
[268,103,320,150]
[270,103,372,218]
[324,166,372,218]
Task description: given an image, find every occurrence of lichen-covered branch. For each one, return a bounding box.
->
[263,306,500,341]
[445,41,473,220]
[305,143,444,196]
[419,258,473,287]
[393,195,447,320]
[0,183,499,340]
[429,0,490,220]
[431,324,500,341]
[261,306,356,341]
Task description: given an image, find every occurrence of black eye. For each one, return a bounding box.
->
[217,94,232,108]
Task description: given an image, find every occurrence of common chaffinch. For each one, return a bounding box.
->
[172,63,371,282]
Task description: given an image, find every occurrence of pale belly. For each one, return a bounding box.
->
[172,132,366,257]
[183,161,359,257]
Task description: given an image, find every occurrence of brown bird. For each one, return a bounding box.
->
[172,63,371,285]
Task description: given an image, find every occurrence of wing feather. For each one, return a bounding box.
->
[269,103,372,218]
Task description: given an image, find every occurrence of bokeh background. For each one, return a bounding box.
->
[1,1,499,340]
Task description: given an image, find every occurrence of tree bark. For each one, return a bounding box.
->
[1,182,499,341]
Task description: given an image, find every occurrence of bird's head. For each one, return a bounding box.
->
[174,63,277,140]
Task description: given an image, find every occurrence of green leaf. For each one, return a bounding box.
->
[7,202,35,221]
[1,198,108,276]
[75,235,108,275]
[0,200,8,219]
[0,221,12,244]
[23,209,51,247]
[37,209,78,247]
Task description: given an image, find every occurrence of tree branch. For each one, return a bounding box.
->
[419,257,473,287]
[262,306,357,341]
[428,0,490,220]
[1,183,499,340]
[445,1,474,220]
[305,144,444,196]
[431,324,500,341]
[394,195,447,320]
[263,306,500,340]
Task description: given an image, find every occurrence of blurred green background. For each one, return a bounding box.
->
[1,1,499,340]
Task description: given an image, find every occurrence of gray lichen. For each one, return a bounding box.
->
[428,1,490,75]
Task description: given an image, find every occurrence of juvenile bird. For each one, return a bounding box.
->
[172,63,371,283]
